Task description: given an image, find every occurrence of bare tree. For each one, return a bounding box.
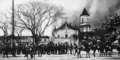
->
[0,12,25,44]
[15,1,65,43]
[0,13,10,43]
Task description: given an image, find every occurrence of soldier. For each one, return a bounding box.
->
[47,43,51,55]
[117,44,120,56]
[51,43,54,54]
[57,43,60,54]
[69,44,73,55]
[54,44,57,54]
[24,43,29,57]
[30,43,34,59]
[81,39,87,47]
[3,43,9,58]
[62,44,65,54]
[23,45,26,56]
[59,43,62,54]
[57,43,60,55]
[104,40,111,47]
[49,44,52,54]
[91,37,98,57]
[74,43,78,55]
[46,44,49,55]
[32,43,36,58]
[44,45,46,54]
[117,30,120,44]
[38,44,43,57]
[64,44,68,54]
[12,42,16,57]
[17,43,22,55]
[92,37,97,45]
[61,43,64,54]
[97,39,102,49]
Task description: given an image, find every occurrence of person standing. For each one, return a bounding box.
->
[117,44,120,56]
[30,43,33,59]
[12,42,16,57]
[3,43,9,58]
[25,43,29,57]
[74,43,78,55]
[69,44,73,55]
[55,44,57,54]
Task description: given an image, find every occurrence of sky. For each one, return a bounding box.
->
[0,0,120,36]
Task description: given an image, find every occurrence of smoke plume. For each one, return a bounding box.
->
[70,0,120,29]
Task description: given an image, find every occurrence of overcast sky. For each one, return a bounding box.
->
[0,0,87,36]
[0,0,120,36]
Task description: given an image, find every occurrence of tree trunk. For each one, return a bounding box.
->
[31,32,39,44]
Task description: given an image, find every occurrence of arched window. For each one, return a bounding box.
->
[44,39,46,41]
[58,35,60,38]
[82,18,84,23]
[65,34,68,38]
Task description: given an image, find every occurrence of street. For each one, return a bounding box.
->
[0,50,120,60]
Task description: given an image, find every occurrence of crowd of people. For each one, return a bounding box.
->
[1,31,120,58]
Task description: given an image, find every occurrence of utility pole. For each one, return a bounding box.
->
[12,0,15,40]
[12,0,16,57]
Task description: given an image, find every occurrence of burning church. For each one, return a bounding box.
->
[52,8,91,45]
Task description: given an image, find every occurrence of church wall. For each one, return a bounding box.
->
[80,16,90,23]
[52,38,78,45]
[54,28,77,38]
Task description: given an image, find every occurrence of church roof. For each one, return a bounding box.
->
[80,8,89,16]
[53,21,78,32]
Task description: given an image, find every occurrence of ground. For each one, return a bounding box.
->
[0,50,120,60]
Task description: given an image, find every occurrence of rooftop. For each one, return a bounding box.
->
[80,8,89,16]
[53,21,78,32]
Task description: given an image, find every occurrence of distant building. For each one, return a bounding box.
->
[19,36,50,44]
[0,36,49,46]
[39,36,50,45]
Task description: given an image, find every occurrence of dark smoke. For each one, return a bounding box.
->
[70,0,120,29]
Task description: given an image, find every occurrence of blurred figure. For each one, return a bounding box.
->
[24,43,29,57]
[12,42,16,57]
[73,43,78,55]
[54,44,58,54]
[117,44,120,56]
[3,43,9,58]
[69,44,73,55]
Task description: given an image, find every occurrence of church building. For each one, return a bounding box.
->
[80,8,91,32]
[52,21,78,45]
[52,8,91,45]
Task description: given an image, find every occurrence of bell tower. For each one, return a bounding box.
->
[80,8,91,32]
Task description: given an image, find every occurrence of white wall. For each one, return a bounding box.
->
[53,38,78,45]
[80,16,90,23]
[54,28,77,38]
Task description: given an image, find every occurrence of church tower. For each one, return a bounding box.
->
[80,8,91,32]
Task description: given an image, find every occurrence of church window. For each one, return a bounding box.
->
[88,27,90,31]
[87,18,89,22]
[82,18,84,23]
[44,39,46,41]
[58,35,60,38]
[65,34,68,38]
[65,30,68,33]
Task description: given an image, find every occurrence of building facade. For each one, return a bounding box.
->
[52,22,78,45]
